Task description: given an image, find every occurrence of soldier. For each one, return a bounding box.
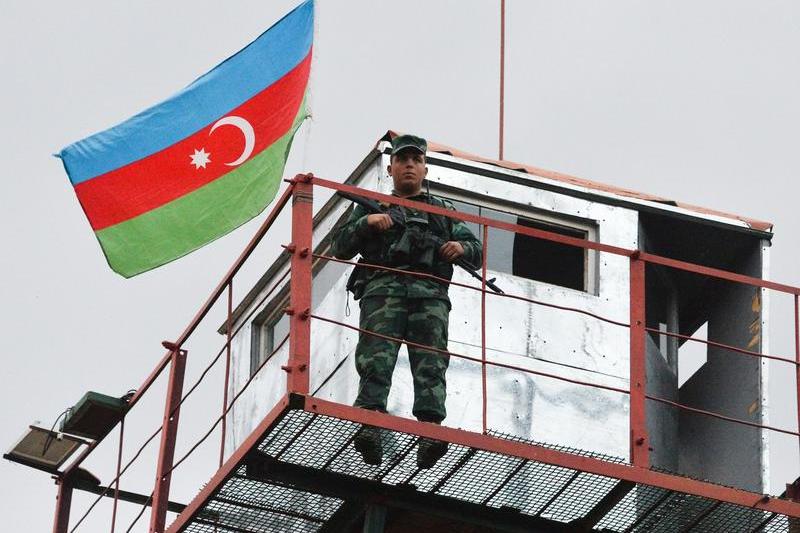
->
[330,134,482,468]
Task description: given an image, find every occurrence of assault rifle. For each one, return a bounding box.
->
[338,191,504,294]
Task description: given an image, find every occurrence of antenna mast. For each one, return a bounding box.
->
[499,0,506,160]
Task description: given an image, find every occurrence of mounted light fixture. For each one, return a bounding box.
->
[4,426,86,473]
[60,391,129,440]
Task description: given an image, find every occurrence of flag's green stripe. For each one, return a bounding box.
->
[96,100,307,277]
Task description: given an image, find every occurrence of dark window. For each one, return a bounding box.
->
[512,217,587,291]
[254,312,289,368]
[448,199,592,292]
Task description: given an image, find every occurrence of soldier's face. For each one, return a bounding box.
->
[388,149,428,197]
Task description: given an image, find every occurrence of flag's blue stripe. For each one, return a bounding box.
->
[60,0,313,186]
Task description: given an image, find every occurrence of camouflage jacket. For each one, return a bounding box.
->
[329,192,482,303]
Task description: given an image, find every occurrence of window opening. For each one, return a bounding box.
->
[446,198,595,293]
[255,311,289,369]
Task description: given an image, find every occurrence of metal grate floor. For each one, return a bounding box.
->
[176,407,795,533]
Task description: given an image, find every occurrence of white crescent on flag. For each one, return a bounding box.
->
[209,116,256,166]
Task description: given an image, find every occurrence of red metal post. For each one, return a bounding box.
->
[149,347,187,533]
[220,280,233,467]
[286,175,314,394]
[795,294,800,456]
[110,418,125,533]
[788,478,800,533]
[629,256,649,467]
[52,478,73,533]
[481,225,489,434]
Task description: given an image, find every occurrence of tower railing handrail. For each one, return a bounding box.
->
[312,252,800,367]
[304,174,800,483]
[304,312,800,440]
[312,253,632,328]
[308,312,632,396]
[55,183,298,533]
[311,175,800,295]
[51,174,800,533]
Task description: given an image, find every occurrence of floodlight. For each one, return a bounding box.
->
[60,391,129,440]
[4,426,86,473]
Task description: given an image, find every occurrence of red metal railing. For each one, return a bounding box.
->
[308,176,800,442]
[51,174,800,533]
[54,185,296,533]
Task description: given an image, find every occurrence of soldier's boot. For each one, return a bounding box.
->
[354,426,383,465]
[416,438,448,469]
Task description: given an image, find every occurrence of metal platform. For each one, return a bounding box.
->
[168,396,797,533]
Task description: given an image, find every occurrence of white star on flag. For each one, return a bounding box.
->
[190,148,211,169]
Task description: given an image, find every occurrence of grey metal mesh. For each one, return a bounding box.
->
[173,408,794,533]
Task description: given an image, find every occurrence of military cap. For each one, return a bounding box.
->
[391,134,427,155]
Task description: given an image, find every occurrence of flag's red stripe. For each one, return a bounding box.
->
[75,51,312,231]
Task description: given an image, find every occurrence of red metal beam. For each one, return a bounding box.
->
[481,225,489,434]
[286,175,314,394]
[165,395,291,533]
[52,479,73,533]
[303,396,800,518]
[629,257,649,467]
[110,418,125,533]
[796,295,800,456]
[149,348,187,533]
[640,251,800,295]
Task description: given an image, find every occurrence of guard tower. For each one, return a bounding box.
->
[190,132,785,531]
[11,132,800,533]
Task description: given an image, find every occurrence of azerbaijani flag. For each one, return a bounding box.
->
[58,0,313,277]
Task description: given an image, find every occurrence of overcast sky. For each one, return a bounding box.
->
[2,1,800,531]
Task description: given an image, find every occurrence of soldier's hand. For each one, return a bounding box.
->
[439,241,464,263]
[366,213,393,232]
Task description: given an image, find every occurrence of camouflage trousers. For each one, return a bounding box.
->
[354,296,450,423]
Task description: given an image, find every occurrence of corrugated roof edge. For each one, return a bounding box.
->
[381,130,773,233]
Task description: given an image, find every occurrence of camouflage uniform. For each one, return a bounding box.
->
[330,192,482,423]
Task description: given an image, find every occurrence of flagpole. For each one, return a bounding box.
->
[301,0,318,172]
[499,0,506,161]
